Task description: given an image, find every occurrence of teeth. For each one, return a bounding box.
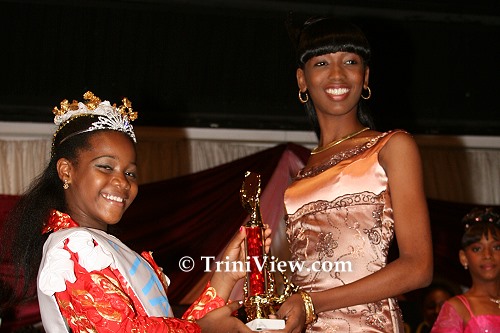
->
[326,88,349,95]
[102,194,124,203]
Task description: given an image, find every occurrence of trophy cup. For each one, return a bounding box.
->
[240,171,298,331]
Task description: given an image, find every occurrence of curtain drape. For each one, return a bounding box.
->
[420,147,500,204]
[1,133,499,205]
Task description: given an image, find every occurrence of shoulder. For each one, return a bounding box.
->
[431,297,468,332]
[379,129,417,153]
[39,228,115,295]
[446,295,471,321]
[44,228,108,253]
[377,130,420,169]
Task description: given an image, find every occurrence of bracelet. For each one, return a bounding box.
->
[299,290,317,325]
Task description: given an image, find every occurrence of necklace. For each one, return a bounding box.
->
[489,297,500,309]
[311,127,370,155]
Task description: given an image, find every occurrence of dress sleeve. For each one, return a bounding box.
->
[430,301,465,333]
[49,238,201,332]
[181,282,226,322]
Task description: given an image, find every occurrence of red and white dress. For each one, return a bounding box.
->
[37,210,225,333]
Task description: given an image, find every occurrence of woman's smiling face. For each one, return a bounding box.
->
[59,131,138,230]
[297,51,369,119]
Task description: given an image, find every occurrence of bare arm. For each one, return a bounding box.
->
[311,132,433,312]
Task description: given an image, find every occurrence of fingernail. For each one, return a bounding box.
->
[239,226,243,232]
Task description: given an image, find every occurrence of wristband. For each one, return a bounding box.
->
[299,290,317,325]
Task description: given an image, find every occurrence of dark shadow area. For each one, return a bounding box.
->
[0,0,498,134]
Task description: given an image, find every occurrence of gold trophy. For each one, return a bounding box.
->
[240,171,298,331]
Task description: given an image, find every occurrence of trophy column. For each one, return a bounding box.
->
[240,171,287,331]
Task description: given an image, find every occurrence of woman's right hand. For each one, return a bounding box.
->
[196,301,252,333]
[272,293,307,333]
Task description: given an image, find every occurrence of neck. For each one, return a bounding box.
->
[468,281,500,298]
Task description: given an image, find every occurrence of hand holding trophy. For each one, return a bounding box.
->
[240,171,298,331]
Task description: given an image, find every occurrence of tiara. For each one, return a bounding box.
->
[52,91,138,153]
[462,207,500,230]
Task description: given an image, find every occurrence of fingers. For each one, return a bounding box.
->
[197,302,252,333]
[263,225,272,253]
[274,295,306,333]
[224,227,247,258]
[225,300,244,314]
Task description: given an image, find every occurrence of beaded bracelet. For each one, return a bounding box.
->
[299,290,318,325]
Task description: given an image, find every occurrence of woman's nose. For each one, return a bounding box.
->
[484,247,493,259]
[328,63,344,79]
[112,173,131,190]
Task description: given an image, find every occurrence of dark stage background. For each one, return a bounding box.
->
[0,0,499,135]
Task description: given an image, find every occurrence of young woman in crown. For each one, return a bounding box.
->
[3,91,265,332]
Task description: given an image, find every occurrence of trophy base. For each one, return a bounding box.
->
[246,318,286,331]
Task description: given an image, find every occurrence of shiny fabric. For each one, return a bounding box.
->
[38,210,224,332]
[431,295,500,333]
[285,131,405,332]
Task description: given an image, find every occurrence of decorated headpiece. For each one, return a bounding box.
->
[51,91,138,156]
[462,207,500,230]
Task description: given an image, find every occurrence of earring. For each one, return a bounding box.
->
[298,89,309,104]
[63,179,69,190]
[463,263,468,270]
[361,86,372,100]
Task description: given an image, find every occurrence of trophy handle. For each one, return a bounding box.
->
[240,171,263,226]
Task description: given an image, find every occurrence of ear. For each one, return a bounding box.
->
[459,249,468,267]
[363,66,370,88]
[296,68,307,92]
[56,158,72,184]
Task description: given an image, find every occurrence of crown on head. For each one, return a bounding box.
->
[52,91,138,154]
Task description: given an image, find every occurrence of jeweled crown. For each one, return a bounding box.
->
[51,91,138,155]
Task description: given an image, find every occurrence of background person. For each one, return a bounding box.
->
[414,283,455,333]
[431,207,500,332]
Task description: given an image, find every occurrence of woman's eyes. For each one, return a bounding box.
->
[125,171,137,179]
[97,164,113,171]
[97,164,137,179]
[313,59,358,67]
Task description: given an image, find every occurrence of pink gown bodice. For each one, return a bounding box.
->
[431,295,500,333]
